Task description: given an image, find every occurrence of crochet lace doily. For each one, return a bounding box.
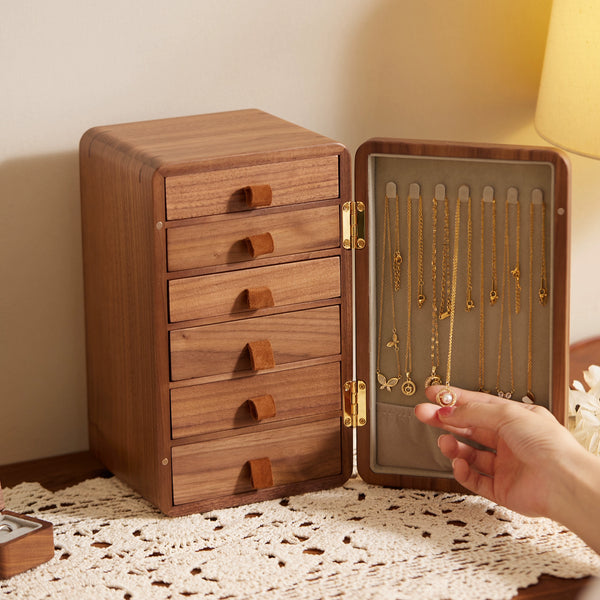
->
[2,475,599,600]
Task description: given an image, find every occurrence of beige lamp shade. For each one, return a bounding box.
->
[535,0,600,158]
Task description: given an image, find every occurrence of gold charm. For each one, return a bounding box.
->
[436,387,456,407]
[489,289,498,305]
[386,330,400,350]
[425,373,442,388]
[377,371,399,392]
[401,377,416,396]
[418,293,426,308]
[539,286,548,305]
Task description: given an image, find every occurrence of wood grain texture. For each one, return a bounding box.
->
[165,155,339,220]
[80,133,170,509]
[570,337,600,385]
[83,109,343,172]
[81,109,351,515]
[168,257,341,323]
[172,417,342,505]
[170,362,342,439]
[169,305,341,381]
[166,203,340,271]
[0,512,54,579]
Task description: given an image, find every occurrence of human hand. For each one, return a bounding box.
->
[415,386,580,520]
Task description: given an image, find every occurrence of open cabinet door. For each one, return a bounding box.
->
[354,138,570,491]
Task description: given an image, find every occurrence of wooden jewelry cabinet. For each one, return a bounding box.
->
[80,110,570,515]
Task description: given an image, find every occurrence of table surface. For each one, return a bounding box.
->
[2,338,599,599]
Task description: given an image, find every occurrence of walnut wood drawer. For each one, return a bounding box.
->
[168,257,341,323]
[169,305,341,381]
[165,155,339,220]
[170,362,341,439]
[171,417,341,505]
[166,204,340,272]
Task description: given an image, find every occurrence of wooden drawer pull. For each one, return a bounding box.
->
[248,457,274,489]
[243,184,272,208]
[247,340,276,371]
[244,232,274,258]
[247,394,277,421]
[245,286,275,310]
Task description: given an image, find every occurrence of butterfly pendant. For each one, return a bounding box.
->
[386,331,400,350]
[377,372,399,392]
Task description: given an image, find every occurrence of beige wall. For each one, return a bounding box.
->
[2,0,599,464]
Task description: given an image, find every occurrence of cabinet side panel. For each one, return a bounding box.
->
[80,133,163,505]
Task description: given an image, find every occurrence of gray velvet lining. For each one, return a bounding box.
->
[366,153,556,477]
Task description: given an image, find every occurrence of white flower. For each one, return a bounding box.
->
[569,365,600,456]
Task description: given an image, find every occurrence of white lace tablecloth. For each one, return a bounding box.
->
[1,475,599,599]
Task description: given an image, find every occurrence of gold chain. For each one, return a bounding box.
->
[496,198,515,398]
[510,197,522,314]
[439,196,451,319]
[417,195,426,308]
[478,195,487,392]
[435,197,461,407]
[376,194,401,391]
[525,199,535,402]
[465,195,475,311]
[393,194,402,291]
[539,200,548,305]
[425,195,442,388]
[446,198,461,385]
[490,195,498,305]
[402,193,416,396]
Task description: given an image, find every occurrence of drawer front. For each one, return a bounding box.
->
[171,417,341,505]
[165,155,339,220]
[169,305,341,381]
[168,257,341,323]
[170,362,341,439]
[166,204,340,272]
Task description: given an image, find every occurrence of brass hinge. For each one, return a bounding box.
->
[343,380,367,428]
[342,201,366,250]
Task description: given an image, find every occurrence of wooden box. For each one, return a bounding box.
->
[80,110,569,515]
[0,483,54,578]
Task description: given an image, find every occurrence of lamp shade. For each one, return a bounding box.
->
[535,0,600,158]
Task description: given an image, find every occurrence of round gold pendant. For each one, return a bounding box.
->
[435,387,456,407]
[401,379,416,396]
[425,374,442,388]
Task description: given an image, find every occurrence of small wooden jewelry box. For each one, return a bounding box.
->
[0,482,54,578]
[80,110,569,515]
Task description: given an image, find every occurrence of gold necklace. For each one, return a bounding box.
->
[489,188,499,306]
[436,197,461,407]
[496,196,515,398]
[524,189,548,402]
[457,184,475,312]
[425,189,442,388]
[524,192,537,403]
[478,194,487,392]
[402,186,417,396]
[393,193,402,291]
[439,195,451,319]
[376,189,401,392]
[538,197,548,305]
[417,194,426,308]
[509,187,522,315]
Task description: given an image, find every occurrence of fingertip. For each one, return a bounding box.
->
[451,457,470,484]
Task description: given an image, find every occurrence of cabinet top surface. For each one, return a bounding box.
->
[81,109,342,170]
